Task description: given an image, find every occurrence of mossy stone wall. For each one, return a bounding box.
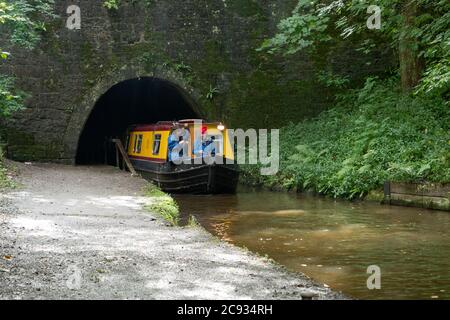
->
[0,0,387,163]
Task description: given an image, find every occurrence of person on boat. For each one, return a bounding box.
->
[193,127,218,160]
[168,132,179,161]
[168,128,190,163]
[203,136,217,157]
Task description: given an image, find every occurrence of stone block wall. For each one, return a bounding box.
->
[0,0,392,163]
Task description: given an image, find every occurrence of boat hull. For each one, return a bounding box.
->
[130,158,239,194]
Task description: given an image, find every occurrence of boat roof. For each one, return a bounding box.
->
[130,120,221,132]
[178,119,206,124]
[129,123,175,132]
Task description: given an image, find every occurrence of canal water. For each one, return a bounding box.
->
[175,190,450,300]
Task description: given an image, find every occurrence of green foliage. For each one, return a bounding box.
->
[317,70,350,89]
[103,0,120,10]
[187,215,200,228]
[260,0,450,96]
[260,0,378,55]
[144,183,167,197]
[148,198,180,226]
[206,85,219,100]
[0,0,56,50]
[1,0,55,120]
[242,78,450,199]
[418,59,450,96]
[1,51,9,59]
[144,184,180,226]
[174,61,192,73]
[415,1,450,95]
[99,0,157,11]
[249,0,450,199]
[0,75,26,118]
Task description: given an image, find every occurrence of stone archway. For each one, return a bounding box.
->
[63,66,202,164]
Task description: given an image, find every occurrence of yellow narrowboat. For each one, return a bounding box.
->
[126,120,239,194]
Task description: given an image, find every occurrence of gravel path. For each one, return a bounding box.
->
[0,163,345,300]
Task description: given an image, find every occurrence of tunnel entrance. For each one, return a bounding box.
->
[75,77,199,165]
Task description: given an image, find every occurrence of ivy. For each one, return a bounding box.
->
[0,0,55,120]
[0,76,26,119]
[0,0,56,49]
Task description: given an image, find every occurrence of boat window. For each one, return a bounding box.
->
[133,134,138,153]
[153,134,162,155]
[134,134,143,154]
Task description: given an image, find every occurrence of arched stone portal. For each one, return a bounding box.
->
[75,77,200,165]
[0,0,383,164]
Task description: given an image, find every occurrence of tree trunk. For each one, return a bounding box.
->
[399,1,424,92]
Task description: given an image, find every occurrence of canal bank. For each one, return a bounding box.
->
[0,162,345,300]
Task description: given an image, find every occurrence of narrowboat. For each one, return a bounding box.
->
[126,120,239,194]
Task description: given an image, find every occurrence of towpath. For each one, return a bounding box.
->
[0,163,344,299]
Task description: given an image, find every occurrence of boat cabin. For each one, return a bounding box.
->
[126,120,238,194]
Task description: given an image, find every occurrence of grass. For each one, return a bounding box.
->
[187,215,200,228]
[144,183,167,197]
[143,184,180,226]
[0,163,10,189]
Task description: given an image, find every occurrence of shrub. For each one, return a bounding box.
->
[144,184,180,226]
[242,78,450,199]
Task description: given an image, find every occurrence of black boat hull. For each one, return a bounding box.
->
[130,158,239,194]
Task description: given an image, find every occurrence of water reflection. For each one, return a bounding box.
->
[175,190,450,300]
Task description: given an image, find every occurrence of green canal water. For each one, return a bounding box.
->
[176,190,450,300]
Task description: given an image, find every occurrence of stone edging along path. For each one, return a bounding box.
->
[0,163,346,300]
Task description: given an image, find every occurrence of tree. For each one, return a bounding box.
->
[399,1,423,91]
[260,0,450,95]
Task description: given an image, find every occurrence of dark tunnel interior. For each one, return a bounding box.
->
[75,77,199,165]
